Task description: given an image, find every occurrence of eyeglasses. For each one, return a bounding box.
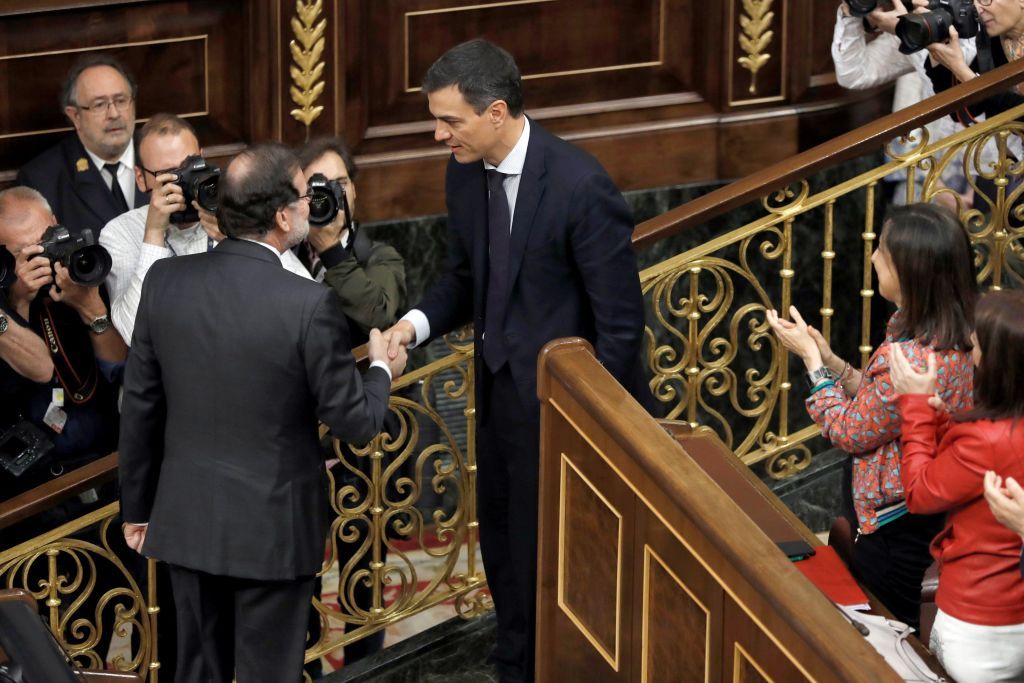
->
[138,164,178,178]
[77,95,134,116]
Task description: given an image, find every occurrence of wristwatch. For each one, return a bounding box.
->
[88,314,112,335]
[0,312,7,336]
[805,366,836,389]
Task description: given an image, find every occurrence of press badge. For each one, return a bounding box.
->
[52,388,64,407]
[43,403,68,433]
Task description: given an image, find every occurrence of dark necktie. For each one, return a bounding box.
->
[103,162,129,213]
[483,169,511,372]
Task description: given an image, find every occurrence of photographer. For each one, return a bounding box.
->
[923,0,1024,121]
[296,138,406,346]
[0,187,125,502]
[100,114,313,345]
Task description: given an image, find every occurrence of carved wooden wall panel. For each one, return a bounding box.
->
[0,0,889,222]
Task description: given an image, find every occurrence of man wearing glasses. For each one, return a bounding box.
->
[99,113,311,345]
[17,54,148,236]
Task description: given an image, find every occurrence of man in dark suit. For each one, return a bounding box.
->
[118,143,405,683]
[385,39,646,683]
[17,54,148,236]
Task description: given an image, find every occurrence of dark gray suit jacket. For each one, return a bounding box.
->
[118,238,391,580]
[417,120,647,414]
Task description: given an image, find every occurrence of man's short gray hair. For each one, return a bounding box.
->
[0,187,52,229]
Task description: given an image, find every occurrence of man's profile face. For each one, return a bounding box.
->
[64,65,136,161]
[0,200,54,253]
[427,85,501,165]
[283,169,311,249]
[303,151,357,218]
[135,131,201,193]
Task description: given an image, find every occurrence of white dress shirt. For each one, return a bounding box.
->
[401,118,532,347]
[84,139,136,210]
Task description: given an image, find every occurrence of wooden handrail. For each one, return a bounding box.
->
[0,452,119,531]
[631,56,1024,249]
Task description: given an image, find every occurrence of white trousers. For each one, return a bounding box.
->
[930,609,1024,683]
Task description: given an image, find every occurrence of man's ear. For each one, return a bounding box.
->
[134,166,146,194]
[488,100,509,126]
[64,106,81,131]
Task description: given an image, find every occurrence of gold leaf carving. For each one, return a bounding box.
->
[289,0,327,131]
[737,0,775,95]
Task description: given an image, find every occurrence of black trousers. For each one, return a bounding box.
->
[166,565,315,683]
[850,511,945,631]
[477,366,541,683]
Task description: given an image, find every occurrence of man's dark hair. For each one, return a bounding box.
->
[217,143,301,239]
[297,137,359,180]
[138,113,197,150]
[61,53,138,110]
[422,39,523,117]
[955,290,1024,423]
[882,203,978,350]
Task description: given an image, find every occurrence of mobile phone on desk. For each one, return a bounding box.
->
[777,539,816,561]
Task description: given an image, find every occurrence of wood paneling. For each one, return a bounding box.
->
[0,0,888,222]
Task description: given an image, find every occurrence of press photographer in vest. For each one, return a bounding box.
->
[0,186,124,506]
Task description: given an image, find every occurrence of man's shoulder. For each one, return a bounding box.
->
[19,135,81,183]
[99,206,149,244]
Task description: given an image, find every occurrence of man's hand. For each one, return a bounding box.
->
[926,26,973,81]
[383,320,416,361]
[48,263,106,322]
[984,471,1024,540]
[307,211,347,255]
[143,172,186,245]
[866,1,908,34]
[123,523,147,553]
[888,344,938,396]
[196,203,226,242]
[9,245,52,318]
[369,327,408,380]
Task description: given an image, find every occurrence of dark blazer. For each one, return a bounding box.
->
[417,120,646,411]
[118,238,391,581]
[16,135,148,235]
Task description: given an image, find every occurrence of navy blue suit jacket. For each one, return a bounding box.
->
[417,120,646,413]
[16,134,148,235]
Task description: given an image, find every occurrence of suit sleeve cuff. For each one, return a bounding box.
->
[369,359,393,382]
[400,309,430,349]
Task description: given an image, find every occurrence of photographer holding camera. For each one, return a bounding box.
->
[100,114,313,344]
[0,186,125,503]
[296,138,406,346]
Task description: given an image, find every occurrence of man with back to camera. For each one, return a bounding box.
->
[118,142,406,683]
[100,113,312,345]
[18,54,148,236]
[297,137,407,346]
[384,39,647,683]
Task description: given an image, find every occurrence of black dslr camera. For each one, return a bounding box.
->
[846,0,910,17]
[168,155,220,225]
[306,173,352,229]
[0,420,54,477]
[896,0,979,53]
[39,225,111,286]
[0,245,14,289]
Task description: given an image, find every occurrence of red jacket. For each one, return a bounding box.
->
[898,394,1024,626]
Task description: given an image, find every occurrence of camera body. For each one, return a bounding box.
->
[0,246,14,289]
[38,225,112,287]
[896,0,979,53]
[306,172,352,229]
[846,0,912,17]
[169,155,220,225]
[0,420,54,478]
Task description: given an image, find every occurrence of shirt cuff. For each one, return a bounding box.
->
[369,359,392,382]
[125,522,148,527]
[400,309,430,349]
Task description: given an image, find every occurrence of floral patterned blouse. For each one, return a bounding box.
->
[805,312,974,534]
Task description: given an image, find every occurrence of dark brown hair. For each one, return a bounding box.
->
[957,290,1024,423]
[297,137,358,180]
[881,203,977,350]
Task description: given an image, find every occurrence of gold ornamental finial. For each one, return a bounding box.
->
[289,0,327,134]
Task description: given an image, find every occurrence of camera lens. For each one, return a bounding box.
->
[0,247,14,289]
[196,176,219,212]
[846,0,878,17]
[896,10,949,53]
[68,245,112,286]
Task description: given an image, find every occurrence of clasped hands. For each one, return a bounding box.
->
[367,322,413,381]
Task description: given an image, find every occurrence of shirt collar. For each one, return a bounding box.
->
[84,138,135,174]
[241,238,284,264]
[483,117,530,175]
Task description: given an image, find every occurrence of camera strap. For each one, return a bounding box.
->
[33,300,99,405]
